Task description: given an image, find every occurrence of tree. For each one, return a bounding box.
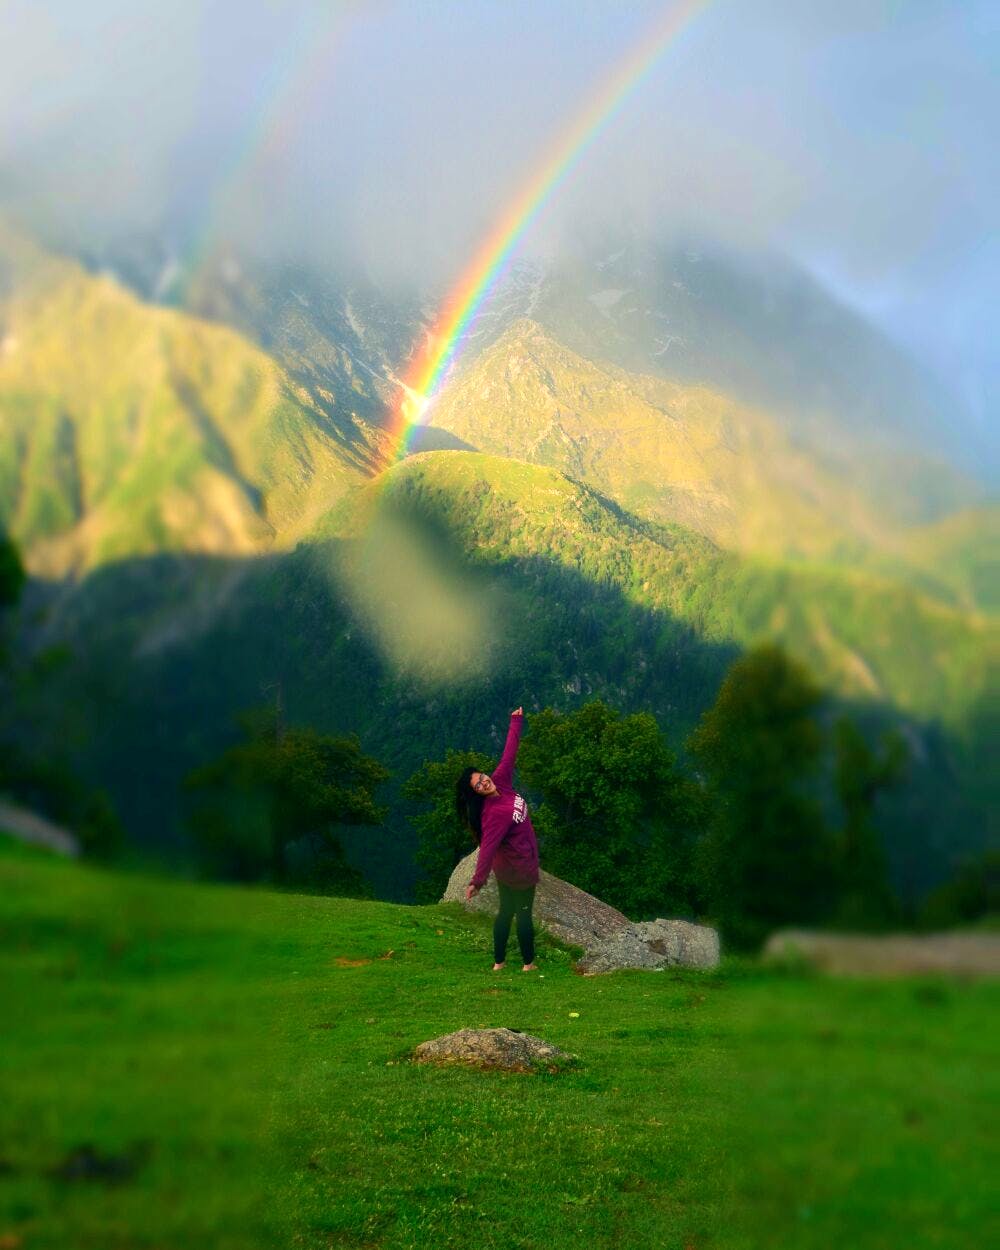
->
[185,709,389,892]
[0,531,24,675]
[0,533,24,609]
[403,747,493,902]
[0,532,126,860]
[832,718,907,928]
[517,701,703,918]
[919,850,999,930]
[687,643,836,949]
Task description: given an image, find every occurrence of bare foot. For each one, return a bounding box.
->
[492,962,506,971]
[522,963,538,972]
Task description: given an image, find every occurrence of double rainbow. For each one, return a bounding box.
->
[386,0,708,462]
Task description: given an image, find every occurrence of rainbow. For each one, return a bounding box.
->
[166,5,358,303]
[385,0,708,461]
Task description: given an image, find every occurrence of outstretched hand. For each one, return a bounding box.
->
[511,706,523,717]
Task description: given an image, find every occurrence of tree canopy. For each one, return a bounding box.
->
[518,701,704,917]
[402,747,493,902]
[186,709,389,892]
[0,533,23,609]
[687,643,836,948]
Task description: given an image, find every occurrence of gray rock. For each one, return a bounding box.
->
[412,1027,576,1073]
[0,799,80,857]
[442,851,629,949]
[764,929,1000,977]
[577,918,720,975]
[441,850,719,973]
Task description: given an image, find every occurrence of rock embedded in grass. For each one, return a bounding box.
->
[764,929,1000,977]
[412,1028,577,1074]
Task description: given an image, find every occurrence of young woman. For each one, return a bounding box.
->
[456,707,540,972]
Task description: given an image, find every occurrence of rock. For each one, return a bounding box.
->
[441,851,719,973]
[577,918,720,975]
[412,1027,576,1073]
[0,799,80,857]
[764,929,1000,977]
[442,852,630,948]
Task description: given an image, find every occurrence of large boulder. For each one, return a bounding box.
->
[764,929,1000,977]
[576,918,720,975]
[0,799,79,857]
[442,851,719,972]
[412,1027,576,1074]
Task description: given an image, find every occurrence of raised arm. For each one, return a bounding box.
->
[491,709,523,790]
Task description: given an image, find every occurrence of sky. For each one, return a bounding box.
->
[1,0,996,431]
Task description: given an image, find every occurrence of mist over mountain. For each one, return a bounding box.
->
[67,219,996,494]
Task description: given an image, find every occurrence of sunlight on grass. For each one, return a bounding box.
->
[1,840,996,1249]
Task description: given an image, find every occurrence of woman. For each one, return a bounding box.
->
[456,707,540,972]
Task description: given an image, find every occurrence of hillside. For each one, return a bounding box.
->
[332,453,992,732]
[901,506,1000,615]
[45,227,993,605]
[96,230,994,512]
[423,320,921,564]
[2,838,997,1250]
[10,452,994,898]
[0,225,378,575]
[0,224,993,893]
[469,236,996,496]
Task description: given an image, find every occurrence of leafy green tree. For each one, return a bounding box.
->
[403,747,493,902]
[185,709,388,892]
[0,543,126,860]
[0,531,24,675]
[518,701,704,918]
[0,533,24,609]
[919,849,999,930]
[687,643,836,949]
[832,718,907,928]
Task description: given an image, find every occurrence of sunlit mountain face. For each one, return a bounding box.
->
[88,221,992,495]
[0,219,995,899]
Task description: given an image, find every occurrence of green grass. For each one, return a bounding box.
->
[1,837,996,1249]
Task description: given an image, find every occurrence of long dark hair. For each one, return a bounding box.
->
[455,766,485,844]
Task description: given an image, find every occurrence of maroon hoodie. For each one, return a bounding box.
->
[470,713,540,891]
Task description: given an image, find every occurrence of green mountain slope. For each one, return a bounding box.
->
[0,225,378,575]
[423,320,987,583]
[334,452,992,732]
[10,451,994,899]
[478,237,995,494]
[901,506,1000,614]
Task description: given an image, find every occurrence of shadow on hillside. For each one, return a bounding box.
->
[5,499,986,902]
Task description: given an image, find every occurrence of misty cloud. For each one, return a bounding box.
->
[1,0,995,415]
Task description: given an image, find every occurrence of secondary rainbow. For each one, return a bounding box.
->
[387,0,708,460]
[167,5,357,303]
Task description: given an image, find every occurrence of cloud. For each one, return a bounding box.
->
[0,0,995,406]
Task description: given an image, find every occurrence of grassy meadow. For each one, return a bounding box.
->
[1,835,996,1249]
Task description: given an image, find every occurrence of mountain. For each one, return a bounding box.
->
[422,319,909,562]
[0,224,379,576]
[9,451,994,899]
[459,235,996,501]
[0,223,994,898]
[90,227,995,503]
[901,507,1000,615]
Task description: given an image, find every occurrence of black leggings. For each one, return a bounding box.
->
[494,883,536,965]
